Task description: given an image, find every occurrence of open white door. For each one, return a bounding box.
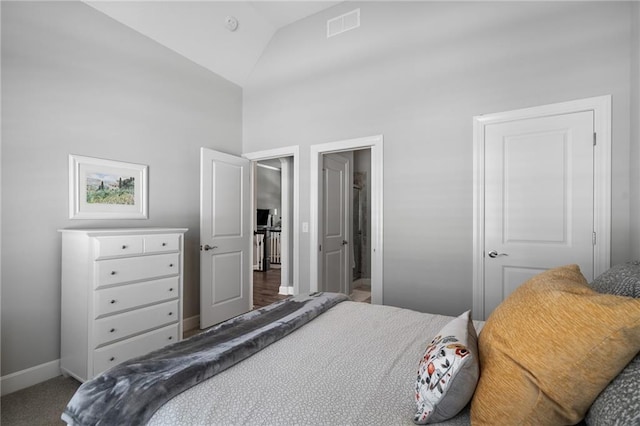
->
[200,148,251,329]
[320,153,350,294]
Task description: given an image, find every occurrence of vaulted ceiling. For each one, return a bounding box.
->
[86,1,342,87]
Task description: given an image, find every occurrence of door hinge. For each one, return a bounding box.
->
[593,132,597,146]
[592,232,597,246]
[319,244,322,252]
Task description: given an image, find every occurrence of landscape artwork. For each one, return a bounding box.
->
[86,173,135,205]
[69,154,148,219]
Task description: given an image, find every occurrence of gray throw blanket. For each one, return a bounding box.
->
[61,292,349,426]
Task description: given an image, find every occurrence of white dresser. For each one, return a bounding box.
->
[59,228,188,382]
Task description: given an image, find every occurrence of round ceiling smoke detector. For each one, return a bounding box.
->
[225,16,239,32]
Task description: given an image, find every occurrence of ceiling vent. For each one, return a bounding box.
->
[327,8,360,38]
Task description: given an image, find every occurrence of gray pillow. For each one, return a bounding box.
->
[589,261,640,297]
[585,262,640,426]
[585,355,639,426]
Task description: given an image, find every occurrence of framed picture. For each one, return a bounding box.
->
[69,154,148,219]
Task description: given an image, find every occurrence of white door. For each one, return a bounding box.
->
[483,111,594,316]
[321,153,350,294]
[200,148,251,329]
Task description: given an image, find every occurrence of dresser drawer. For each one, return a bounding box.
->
[95,276,179,318]
[144,234,180,254]
[93,323,179,376]
[95,236,144,259]
[95,253,179,288]
[94,300,179,347]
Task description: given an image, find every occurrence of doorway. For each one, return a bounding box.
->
[310,135,383,304]
[253,158,291,309]
[318,150,372,302]
[244,146,300,309]
[472,96,611,320]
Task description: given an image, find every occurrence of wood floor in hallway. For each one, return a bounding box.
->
[253,267,288,309]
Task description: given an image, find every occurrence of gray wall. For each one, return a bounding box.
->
[243,2,636,315]
[632,2,640,259]
[1,2,242,376]
[256,165,281,218]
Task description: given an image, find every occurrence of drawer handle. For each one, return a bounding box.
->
[122,245,127,249]
[110,271,117,276]
[168,312,173,316]
[169,263,174,268]
[168,336,173,340]
[110,299,117,304]
[110,357,116,362]
[169,288,174,292]
[110,328,116,333]
[162,242,167,247]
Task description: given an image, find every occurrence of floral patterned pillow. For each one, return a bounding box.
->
[414,310,479,424]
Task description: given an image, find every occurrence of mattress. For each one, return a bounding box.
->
[148,301,482,425]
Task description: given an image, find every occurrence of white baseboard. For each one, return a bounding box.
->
[1,359,61,396]
[183,315,200,333]
[279,285,295,295]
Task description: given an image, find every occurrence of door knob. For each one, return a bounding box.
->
[202,244,218,251]
[488,250,508,258]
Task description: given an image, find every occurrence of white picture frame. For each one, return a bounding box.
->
[69,154,148,219]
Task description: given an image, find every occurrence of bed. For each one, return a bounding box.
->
[62,263,640,426]
[147,298,480,426]
[62,292,481,425]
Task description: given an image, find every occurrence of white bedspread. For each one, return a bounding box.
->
[149,301,482,425]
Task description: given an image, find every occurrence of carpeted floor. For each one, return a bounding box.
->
[1,375,80,425]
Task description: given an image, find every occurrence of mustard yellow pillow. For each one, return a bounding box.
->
[471,264,640,425]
